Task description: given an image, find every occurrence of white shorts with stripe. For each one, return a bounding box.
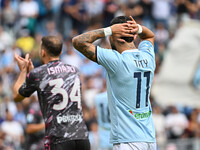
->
[113,142,157,150]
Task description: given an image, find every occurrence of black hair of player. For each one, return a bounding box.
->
[41,36,63,57]
[110,16,133,43]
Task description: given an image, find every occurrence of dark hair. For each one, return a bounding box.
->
[110,16,133,43]
[41,36,62,57]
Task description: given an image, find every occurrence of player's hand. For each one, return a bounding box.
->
[27,58,34,73]
[111,23,135,39]
[14,53,29,72]
[127,16,139,34]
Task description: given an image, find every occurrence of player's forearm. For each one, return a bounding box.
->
[13,70,26,102]
[72,29,104,58]
[73,29,105,49]
[26,123,45,134]
[138,26,155,42]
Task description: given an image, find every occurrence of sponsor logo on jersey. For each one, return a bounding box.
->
[56,114,82,124]
[129,110,151,120]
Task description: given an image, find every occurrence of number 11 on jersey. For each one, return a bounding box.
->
[134,71,150,108]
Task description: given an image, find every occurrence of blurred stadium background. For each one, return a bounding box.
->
[0,0,200,150]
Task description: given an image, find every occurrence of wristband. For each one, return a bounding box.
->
[104,27,112,36]
[137,24,143,34]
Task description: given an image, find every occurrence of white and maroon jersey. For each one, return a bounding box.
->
[19,60,88,144]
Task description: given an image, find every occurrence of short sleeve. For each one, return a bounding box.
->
[96,46,121,74]
[19,71,38,97]
[138,40,155,58]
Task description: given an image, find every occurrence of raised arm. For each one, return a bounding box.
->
[72,23,135,62]
[72,29,104,62]
[138,26,155,46]
[13,54,34,102]
[13,69,26,102]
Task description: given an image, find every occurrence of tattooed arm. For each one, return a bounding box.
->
[72,23,134,62]
[72,29,104,62]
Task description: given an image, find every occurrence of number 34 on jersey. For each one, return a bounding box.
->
[49,77,81,110]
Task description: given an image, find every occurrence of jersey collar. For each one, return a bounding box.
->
[122,49,139,54]
[49,60,60,63]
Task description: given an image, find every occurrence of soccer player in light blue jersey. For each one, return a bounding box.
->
[72,16,156,150]
[95,80,112,150]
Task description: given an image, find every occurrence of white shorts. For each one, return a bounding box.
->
[113,142,157,150]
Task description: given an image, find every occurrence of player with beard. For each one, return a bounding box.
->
[72,16,156,150]
[13,36,90,150]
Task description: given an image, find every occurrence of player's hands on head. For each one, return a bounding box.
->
[110,16,139,43]
[111,23,135,39]
[14,53,32,72]
[126,16,139,35]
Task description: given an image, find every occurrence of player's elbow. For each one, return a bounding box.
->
[13,95,21,102]
[72,36,76,45]
[13,91,18,102]
[13,92,24,102]
[150,30,155,41]
[151,35,155,43]
[72,37,78,48]
[147,31,155,41]
[152,34,155,40]
[72,36,85,51]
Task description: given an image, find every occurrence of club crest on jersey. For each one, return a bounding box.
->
[129,110,133,115]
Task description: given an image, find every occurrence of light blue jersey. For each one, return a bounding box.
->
[95,91,112,148]
[96,40,156,144]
